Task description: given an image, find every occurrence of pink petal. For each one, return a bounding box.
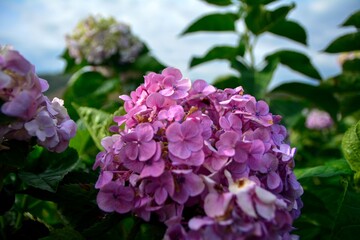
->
[166,122,183,142]
[162,67,182,80]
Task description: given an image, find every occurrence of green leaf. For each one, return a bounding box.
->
[181,13,237,35]
[295,176,360,239]
[341,10,360,28]
[18,148,78,192]
[190,45,239,68]
[61,49,86,74]
[342,120,360,179]
[132,54,166,75]
[74,105,113,150]
[322,59,360,94]
[213,75,241,89]
[343,58,360,73]
[341,93,360,117]
[63,67,111,120]
[201,0,232,6]
[69,119,90,156]
[269,82,339,119]
[40,227,84,240]
[269,20,307,45]
[241,0,278,5]
[55,183,100,231]
[82,213,125,239]
[294,159,353,180]
[245,4,294,35]
[253,58,279,97]
[324,32,360,53]
[266,50,321,80]
[329,178,360,239]
[0,140,30,168]
[134,222,166,240]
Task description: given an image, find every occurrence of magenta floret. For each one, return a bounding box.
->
[94,67,303,239]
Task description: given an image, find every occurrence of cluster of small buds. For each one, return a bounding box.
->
[65,15,144,65]
[305,109,333,130]
[94,67,303,239]
[0,46,76,152]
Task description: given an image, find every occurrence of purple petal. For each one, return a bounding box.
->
[181,120,201,139]
[168,142,191,159]
[267,171,281,190]
[255,201,275,221]
[136,123,154,142]
[255,186,276,204]
[125,142,139,160]
[256,100,269,115]
[166,122,183,142]
[140,159,165,178]
[186,135,203,152]
[184,173,205,196]
[236,192,257,218]
[2,91,36,120]
[155,187,168,205]
[139,140,156,161]
[188,217,214,230]
[95,171,113,189]
[204,192,232,218]
[146,92,165,108]
[159,87,175,97]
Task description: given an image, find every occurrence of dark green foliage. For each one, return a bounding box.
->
[181,13,238,35]
[341,10,360,28]
[201,0,233,6]
[245,4,295,35]
[265,50,321,80]
[324,32,360,53]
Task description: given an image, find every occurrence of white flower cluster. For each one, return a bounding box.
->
[66,15,144,65]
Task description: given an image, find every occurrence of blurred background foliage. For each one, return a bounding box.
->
[1,0,360,239]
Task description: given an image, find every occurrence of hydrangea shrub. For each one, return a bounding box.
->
[65,15,144,65]
[94,67,303,239]
[305,109,333,130]
[0,46,76,152]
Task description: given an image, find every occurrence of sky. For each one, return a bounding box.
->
[0,0,359,88]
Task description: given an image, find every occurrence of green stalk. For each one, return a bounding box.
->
[0,216,6,240]
[14,194,27,230]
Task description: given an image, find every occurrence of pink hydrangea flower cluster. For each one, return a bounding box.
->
[305,109,333,130]
[0,46,77,152]
[94,67,303,239]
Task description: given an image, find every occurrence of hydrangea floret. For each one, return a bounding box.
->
[66,15,144,65]
[0,46,77,152]
[94,67,303,239]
